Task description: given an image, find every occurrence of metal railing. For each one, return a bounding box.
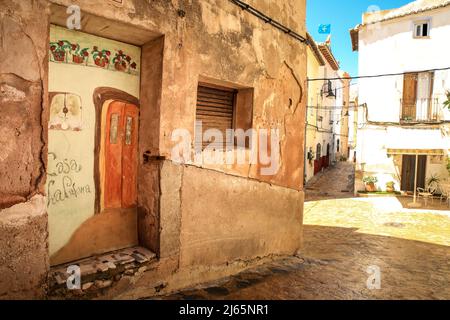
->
[400,98,440,122]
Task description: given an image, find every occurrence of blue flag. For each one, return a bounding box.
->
[319,24,331,34]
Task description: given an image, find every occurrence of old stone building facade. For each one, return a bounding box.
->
[0,0,306,299]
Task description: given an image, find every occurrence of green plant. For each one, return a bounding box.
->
[427,174,440,187]
[444,91,450,110]
[363,176,378,184]
[386,181,395,188]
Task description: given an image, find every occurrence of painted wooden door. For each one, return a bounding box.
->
[104,101,139,209]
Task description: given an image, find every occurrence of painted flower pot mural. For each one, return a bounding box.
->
[50,40,71,62]
[92,46,111,68]
[70,44,89,64]
[113,50,137,73]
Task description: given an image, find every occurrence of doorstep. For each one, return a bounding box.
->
[48,246,157,298]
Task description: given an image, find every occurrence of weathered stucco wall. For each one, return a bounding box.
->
[1,0,306,299]
[0,0,50,299]
[179,164,304,267]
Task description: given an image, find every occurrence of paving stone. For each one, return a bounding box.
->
[204,286,230,296]
[95,280,113,289]
[131,253,148,263]
[55,274,66,286]
[96,263,109,272]
[82,282,94,291]
[80,264,96,276]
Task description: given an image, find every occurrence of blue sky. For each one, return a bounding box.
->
[307,0,413,77]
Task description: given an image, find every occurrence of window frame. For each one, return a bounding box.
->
[195,82,254,150]
[413,19,431,39]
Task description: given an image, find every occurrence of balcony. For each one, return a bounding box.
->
[400,98,441,124]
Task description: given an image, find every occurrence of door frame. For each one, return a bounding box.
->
[93,87,140,214]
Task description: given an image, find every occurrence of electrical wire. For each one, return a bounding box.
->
[307,66,450,81]
[229,0,307,44]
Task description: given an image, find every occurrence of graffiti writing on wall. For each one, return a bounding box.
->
[47,152,92,207]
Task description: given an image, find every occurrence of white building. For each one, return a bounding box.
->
[305,34,348,184]
[350,0,450,194]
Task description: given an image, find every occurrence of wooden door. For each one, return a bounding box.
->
[122,104,139,208]
[402,73,417,119]
[104,102,139,209]
[401,155,426,192]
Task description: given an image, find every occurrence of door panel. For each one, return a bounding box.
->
[402,73,417,119]
[401,155,427,192]
[417,155,427,189]
[122,104,139,208]
[105,101,125,208]
[104,102,139,209]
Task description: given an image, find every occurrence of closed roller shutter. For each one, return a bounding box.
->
[196,85,236,149]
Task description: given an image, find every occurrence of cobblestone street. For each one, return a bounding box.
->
[158,163,450,300]
[305,162,356,201]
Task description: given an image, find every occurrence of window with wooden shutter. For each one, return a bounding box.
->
[196,84,237,149]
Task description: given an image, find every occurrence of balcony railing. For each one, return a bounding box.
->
[400,98,441,123]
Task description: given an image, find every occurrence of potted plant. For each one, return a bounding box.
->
[50,40,71,62]
[444,90,450,110]
[427,175,440,189]
[386,181,396,193]
[70,43,89,64]
[91,46,111,68]
[363,176,378,192]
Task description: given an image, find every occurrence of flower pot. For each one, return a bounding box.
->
[114,61,128,72]
[365,182,377,192]
[95,58,107,68]
[72,55,85,64]
[386,186,395,193]
[53,51,66,62]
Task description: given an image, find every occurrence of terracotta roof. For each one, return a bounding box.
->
[306,33,325,66]
[318,43,339,71]
[350,0,450,51]
[363,0,450,25]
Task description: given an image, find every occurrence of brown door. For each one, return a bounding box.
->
[401,155,426,192]
[402,73,417,120]
[104,101,139,209]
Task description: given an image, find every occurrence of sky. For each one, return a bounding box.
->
[307,0,413,77]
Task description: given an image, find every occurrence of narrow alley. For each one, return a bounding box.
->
[157,163,450,300]
[305,162,356,201]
